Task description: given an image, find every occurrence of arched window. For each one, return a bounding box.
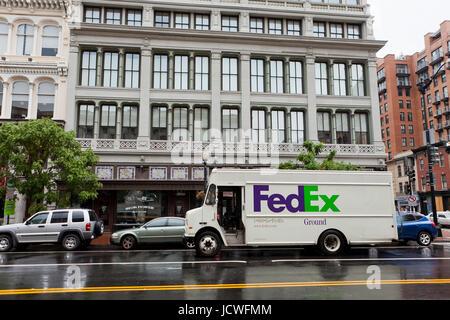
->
[0,23,8,54]
[41,25,59,56]
[11,81,29,119]
[37,82,55,119]
[16,24,34,56]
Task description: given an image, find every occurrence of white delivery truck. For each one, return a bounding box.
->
[185,168,398,257]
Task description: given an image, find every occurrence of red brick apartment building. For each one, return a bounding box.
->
[377,20,450,212]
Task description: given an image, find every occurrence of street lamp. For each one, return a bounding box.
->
[202,150,210,192]
[417,58,450,237]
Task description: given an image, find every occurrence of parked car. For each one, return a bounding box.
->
[110,217,194,250]
[396,212,438,246]
[426,212,450,228]
[0,209,104,252]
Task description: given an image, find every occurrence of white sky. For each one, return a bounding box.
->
[367,0,450,57]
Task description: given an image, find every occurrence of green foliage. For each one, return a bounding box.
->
[279,141,360,171]
[0,119,102,216]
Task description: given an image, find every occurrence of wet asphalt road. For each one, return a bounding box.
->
[0,243,450,300]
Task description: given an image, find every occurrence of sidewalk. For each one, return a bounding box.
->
[435,228,450,242]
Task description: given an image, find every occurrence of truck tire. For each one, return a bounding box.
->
[417,231,432,246]
[195,231,221,257]
[318,230,346,256]
[0,234,13,252]
[62,233,81,251]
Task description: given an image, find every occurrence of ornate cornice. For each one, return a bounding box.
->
[0,0,68,11]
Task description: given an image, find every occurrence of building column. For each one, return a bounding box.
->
[285,57,290,94]
[138,48,151,141]
[188,104,194,141]
[52,82,59,120]
[116,104,122,140]
[167,104,173,141]
[168,51,174,90]
[27,82,34,119]
[94,101,100,139]
[306,55,318,142]
[265,56,270,93]
[331,110,337,144]
[96,48,103,87]
[118,49,125,88]
[1,82,9,118]
[7,23,12,55]
[286,110,291,143]
[189,52,195,90]
[266,108,271,143]
[350,110,356,144]
[328,59,334,96]
[65,44,79,132]
[240,52,251,135]
[210,51,222,140]
[367,58,383,146]
[347,60,353,97]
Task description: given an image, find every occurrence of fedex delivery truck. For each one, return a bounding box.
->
[185,168,398,257]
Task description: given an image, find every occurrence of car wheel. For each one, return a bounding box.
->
[318,230,346,256]
[94,220,104,237]
[0,234,13,252]
[121,235,136,250]
[183,238,195,249]
[195,231,221,257]
[62,234,81,251]
[417,231,432,246]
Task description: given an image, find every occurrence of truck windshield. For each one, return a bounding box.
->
[205,184,216,205]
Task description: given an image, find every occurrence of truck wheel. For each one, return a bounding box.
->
[0,234,13,252]
[196,231,221,257]
[417,231,432,246]
[62,234,81,251]
[318,230,346,256]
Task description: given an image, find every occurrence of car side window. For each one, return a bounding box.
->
[28,213,49,225]
[50,211,68,224]
[167,219,185,227]
[145,218,167,228]
[402,214,416,222]
[72,211,85,223]
[88,210,98,222]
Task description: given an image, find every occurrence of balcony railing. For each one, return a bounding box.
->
[416,62,428,74]
[435,109,442,117]
[430,53,444,66]
[443,105,450,115]
[433,96,441,105]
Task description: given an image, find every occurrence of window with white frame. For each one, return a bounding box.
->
[155,12,170,28]
[347,24,361,39]
[84,7,101,23]
[289,61,303,94]
[222,108,239,142]
[268,19,282,35]
[175,13,190,29]
[333,63,347,96]
[330,23,343,38]
[251,58,265,93]
[271,109,286,143]
[317,111,331,144]
[41,25,59,56]
[151,105,168,140]
[290,110,305,144]
[11,81,29,119]
[195,14,210,30]
[351,64,365,96]
[287,20,301,36]
[81,51,97,86]
[315,62,328,95]
[354,112,369,144]
[172,106,189,141]
[77,104,95,138]
[16,24,34,56]
[222,57,238,91]
[195,56,209,91]
[313,22,326,37]
[153,54,168,89]
[122,105,138,139]
[336,112,350,144]
[126,9,142,26]
[250,17,264,34]
[37,82,55,119]
[103,52,119,87]
[105,8,121,25]
[221,16,238,32]
[125,53,140,88]
[100,105,117,139]
[252,109,266,143]
[174,55,189,90]
[0,23,7,54]
[270,60,284,94]
[194,106,209,142]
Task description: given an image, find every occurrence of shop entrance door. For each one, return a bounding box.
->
[169,191,190,217]
[93,191,116,232]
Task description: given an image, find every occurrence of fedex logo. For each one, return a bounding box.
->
[253,185,340,213]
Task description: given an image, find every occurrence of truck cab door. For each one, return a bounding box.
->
[204,184,217,223]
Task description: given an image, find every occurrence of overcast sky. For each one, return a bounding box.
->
[367,0,450,58]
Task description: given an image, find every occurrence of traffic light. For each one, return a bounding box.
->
[405,182,411,195]
[407,168,416,183]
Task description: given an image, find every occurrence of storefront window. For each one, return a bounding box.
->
[116,190,168,225]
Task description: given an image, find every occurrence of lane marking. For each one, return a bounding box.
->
[272,257,450,263]
[1,279,450,296]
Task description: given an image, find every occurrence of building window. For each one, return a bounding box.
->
[347,24,361,39]
[317,111,331,144]
[41,25,59,56]
[153,54,168,89]
[105,8,121,25]
[439,153,445,167]
[37,82,55,119]
[289,61,303,94]
[77,104,95,138]
[151,106,168,140]
[333,63,347,96]
[174,55,189,90]
[406,101,411,109]
[175,13,190,29]
[103,52,119,87]
[0,23,7,54]
[387,140,391,149]
[330,23,343,38]
[442,174,447,189]
[409,138,414,147]
[270,60,284,94]
[84,7,101,23]
[421,177,426,192]
[250,17,264,34]
[195,14,210,30]
[125,53,140,88]
[408,125,414,134]
[400,112,405,121]
[315,62,328,95]
[287,20,301,36]
[16,24,34,56]
[351,64,365,96]
[291,110,305,144]
[398,165,402,177]
[407,112,413,121]
[221,16,238,32]
[252,109,266,143]
[222,108,239,142]
[222,57,238,91]
[402,137,407,147]
[401,125,406,134]
[313,22,326,37]
[122,105,138,139]
[194,106,209,142]
[155,12,170,28]
[172,106,189,141]
[386,127,390,137]
[271,109,286,143]
[268,19,282,35]
[100,105,117,139]
[251,59,265,93]
[355,113,369,144]
[126,9,142,26]
[336,112,350,144]
[11,81,29,119]
[195,56,209,91]
[81,51,97,86]
[399,101,404,109]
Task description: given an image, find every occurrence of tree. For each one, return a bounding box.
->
[279,141,360,171]
[0,119,102,216]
